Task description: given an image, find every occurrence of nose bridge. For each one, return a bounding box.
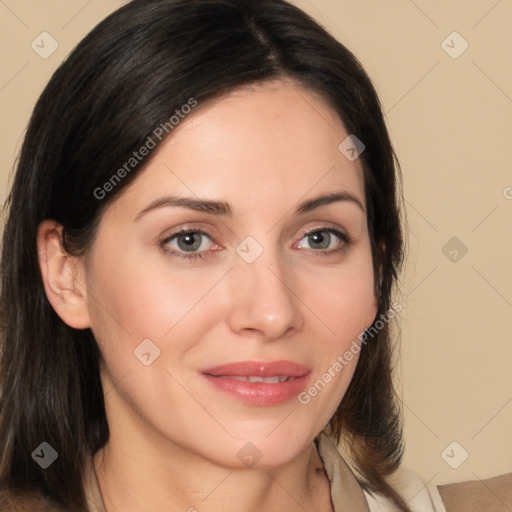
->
[227,236,302,340]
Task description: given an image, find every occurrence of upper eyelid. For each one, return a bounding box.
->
[162,221,346,235]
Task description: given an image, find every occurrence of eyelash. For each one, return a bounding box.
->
[159,226,353,261]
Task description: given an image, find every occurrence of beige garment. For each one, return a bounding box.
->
[84,432,371,511]
[437,472,512,512]
[315,432,371,511]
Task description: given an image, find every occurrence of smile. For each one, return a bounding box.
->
[201,360,311,406]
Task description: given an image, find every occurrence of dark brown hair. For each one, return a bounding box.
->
[0,0,407,510]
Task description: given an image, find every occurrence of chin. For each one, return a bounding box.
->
[207,427,315,470]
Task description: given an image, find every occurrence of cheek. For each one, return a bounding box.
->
[88,254,185,335]
[84,247,229,370]
[299,250,376,345]
[84,252,221,432]
[296,246,375,402]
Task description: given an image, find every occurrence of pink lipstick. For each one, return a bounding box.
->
[201,360,311,406]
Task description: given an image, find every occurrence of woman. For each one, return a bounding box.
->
[0,0,438,510]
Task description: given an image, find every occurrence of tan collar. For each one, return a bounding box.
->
[84,433,370,512]
[83,455,106,512]
[315,432,371,511]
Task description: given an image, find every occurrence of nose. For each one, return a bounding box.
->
[226,245,304,342]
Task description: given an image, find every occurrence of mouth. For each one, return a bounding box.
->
[201,360,311,406]
[215,375,294,383]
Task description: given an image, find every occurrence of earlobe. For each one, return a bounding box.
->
[37,220,91,329]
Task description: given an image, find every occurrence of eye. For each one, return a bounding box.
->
[295,227,351,255]
[160,229,216,260]
[159,226,352,261]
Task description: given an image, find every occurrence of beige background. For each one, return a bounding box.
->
[1,0,511,491]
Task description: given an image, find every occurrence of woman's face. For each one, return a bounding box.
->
[81,79,377,468]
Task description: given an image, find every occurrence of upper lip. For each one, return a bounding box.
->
[201,360,310,378]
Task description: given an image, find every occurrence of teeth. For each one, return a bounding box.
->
[248,376,265,383]
[218,375,290,383]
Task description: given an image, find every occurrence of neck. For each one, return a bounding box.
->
[94,439,331,512]
[93,403,333,512]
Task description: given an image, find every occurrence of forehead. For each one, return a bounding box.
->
[106,79,365,220]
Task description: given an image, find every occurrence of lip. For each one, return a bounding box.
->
[201,360,311,406]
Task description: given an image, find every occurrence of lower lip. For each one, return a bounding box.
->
[202,374,310,406]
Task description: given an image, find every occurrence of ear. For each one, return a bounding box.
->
[37,220,91,329]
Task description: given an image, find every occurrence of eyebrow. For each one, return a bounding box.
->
[134,190,365,221]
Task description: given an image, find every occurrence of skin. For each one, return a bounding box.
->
[37,78,378,512]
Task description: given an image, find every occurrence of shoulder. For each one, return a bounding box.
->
[0,485,66,511]
[437,471,512,511]
[363,467,444,512]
